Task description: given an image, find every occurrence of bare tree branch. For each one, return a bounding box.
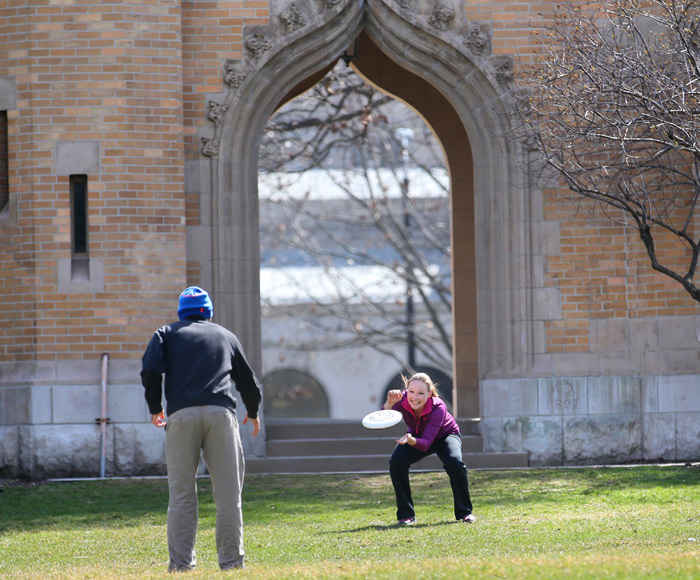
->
[515,0,700,301]
[259,63,453,371]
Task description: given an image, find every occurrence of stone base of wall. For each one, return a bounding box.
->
[479,375,700,466]
[0,383,265,479]
[0,423,167,479]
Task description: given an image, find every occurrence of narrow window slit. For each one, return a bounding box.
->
[70,175,89,281]
[0,111,8,214]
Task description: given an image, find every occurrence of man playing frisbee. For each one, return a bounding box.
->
[141,286,262,572]
[384,372,475,525]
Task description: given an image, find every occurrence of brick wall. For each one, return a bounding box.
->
[498,0,700,355]
[0,0,696,370]
[543,188,698,354]
[0,1,188,367]
[180,1,270,286]
[0,3,36,365]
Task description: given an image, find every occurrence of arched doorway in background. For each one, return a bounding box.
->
[205,1,533,420]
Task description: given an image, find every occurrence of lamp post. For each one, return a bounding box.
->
[395,127,416,371]
[340,37,360,66]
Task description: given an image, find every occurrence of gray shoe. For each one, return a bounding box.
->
[168,564,195,573]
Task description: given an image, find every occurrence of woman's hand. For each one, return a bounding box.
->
[397,433,416,446]
[384,389,403,409]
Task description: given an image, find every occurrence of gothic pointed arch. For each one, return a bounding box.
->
[197,0,538,416]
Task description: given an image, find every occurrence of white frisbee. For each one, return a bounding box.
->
[361,409,403,430]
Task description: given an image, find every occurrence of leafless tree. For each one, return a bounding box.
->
[259,63,452,371]
[515,0,700,301]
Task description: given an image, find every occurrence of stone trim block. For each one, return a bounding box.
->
[0,76,17,110]
[503,416,564,466]
[107,384,151,423]
[52,385,102,424]
[533,287,562,321]
[642,412,676,461]
[18,424,106,479]
[675,413,700,461]
[587,377,641,415]
[113,423,166,476]
[481,375,699,465]
[652,375,700,413]
[538,377,587,415]
[589,318,629,353]
[658,315,700,350]
[563,414,642,464]
[30,386,52,424]
[57,257,105,293]
[0,426,19,477]
[0,386,30,424]
[480,378,538,417]
[55,140,101,176]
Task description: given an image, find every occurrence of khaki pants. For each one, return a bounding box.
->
[165,405,245,571]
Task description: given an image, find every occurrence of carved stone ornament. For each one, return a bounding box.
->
[245,30,272,58]
[325,0,342,7]
[201,137,220,157]
[492,56,514,85]
[223,61,247,88]
[428,3,455,31]
[280,2,307,32]
[395,0,411,8]
[521,133,540,153]
[207,101,229,127]
[464,23,490,57]
[496,64,514,85]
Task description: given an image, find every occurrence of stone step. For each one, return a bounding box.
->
[250,418,527,474]
[265,435,484,457]
[264,417,481,439]
[246,452,529,474]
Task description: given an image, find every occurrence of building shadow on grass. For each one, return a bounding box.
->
[326,521,456,534]
[0,479,170,534]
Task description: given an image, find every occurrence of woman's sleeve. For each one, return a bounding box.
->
[412,405,447,452]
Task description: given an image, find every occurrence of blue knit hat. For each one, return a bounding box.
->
[178,286,213,321]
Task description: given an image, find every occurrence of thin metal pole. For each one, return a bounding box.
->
[99,353,109,478]
[395,127,416,371]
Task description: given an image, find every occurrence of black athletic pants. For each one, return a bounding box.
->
[389,433,473,521]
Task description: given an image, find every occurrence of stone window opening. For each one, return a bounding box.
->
[0,111,8,214]
[70,174,89,281]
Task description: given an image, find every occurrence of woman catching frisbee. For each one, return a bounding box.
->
[383,372,475,526]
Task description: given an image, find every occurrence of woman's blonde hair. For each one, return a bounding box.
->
[402,372,439,398]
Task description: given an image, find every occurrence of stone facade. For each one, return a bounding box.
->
[0,0,698,478]
[480,373,700,466]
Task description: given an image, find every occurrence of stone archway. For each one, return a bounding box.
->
[196,0,537,418]
[349,32,478,416]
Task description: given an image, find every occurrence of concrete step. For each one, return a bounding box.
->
[246,452,529,474]
[265,435,484,457]
[251,418,528,474]
[265,417,481,439]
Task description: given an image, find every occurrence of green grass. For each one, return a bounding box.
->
[1,466,700,579]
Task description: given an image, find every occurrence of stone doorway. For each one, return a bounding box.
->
[199,0,535,419]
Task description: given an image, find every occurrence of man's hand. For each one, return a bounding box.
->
[243,414,260,437]
[151,412,166,427]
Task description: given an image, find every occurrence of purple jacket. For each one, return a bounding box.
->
[391,392,460,452]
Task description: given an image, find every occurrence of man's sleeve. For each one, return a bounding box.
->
[230,336,263,419]
[141,330,166,415]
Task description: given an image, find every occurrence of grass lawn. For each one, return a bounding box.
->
[1,466,699,579]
